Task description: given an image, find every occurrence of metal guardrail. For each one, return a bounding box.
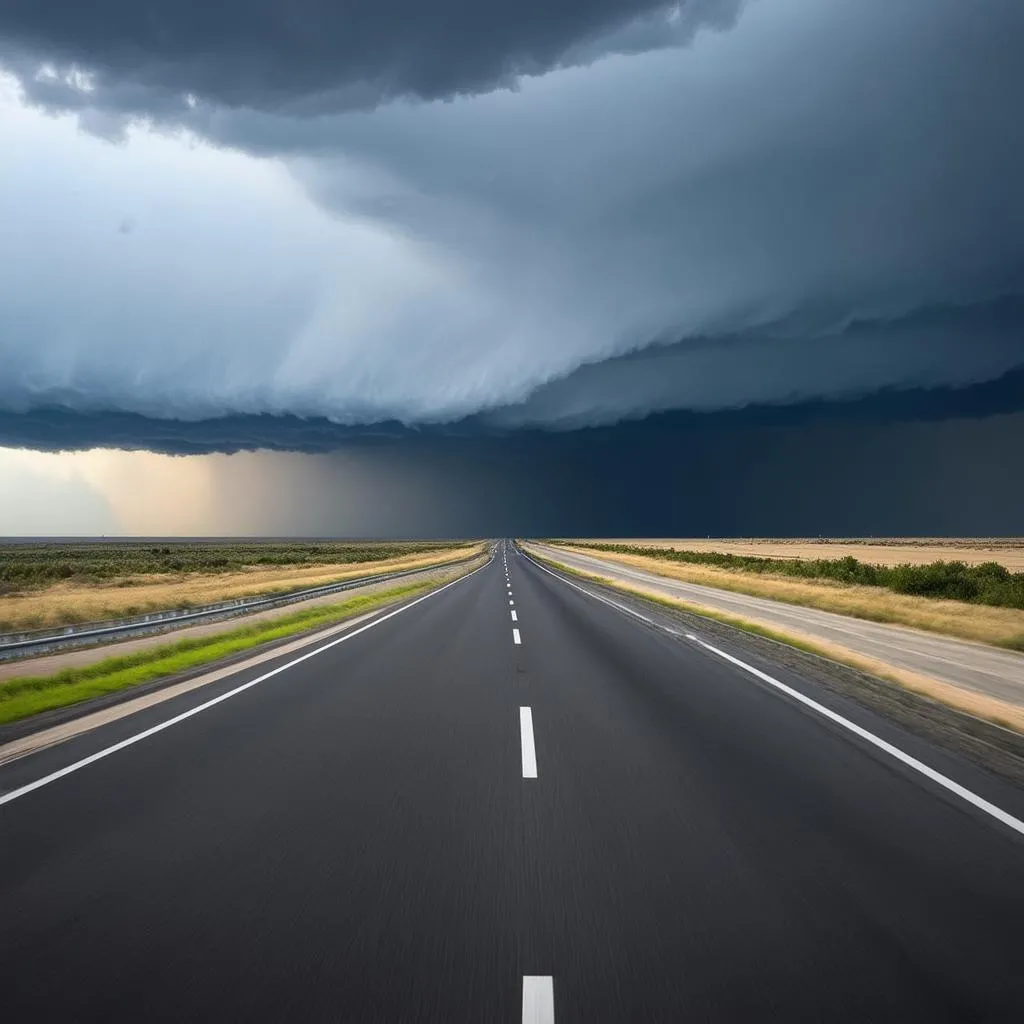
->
[0,552,482,662]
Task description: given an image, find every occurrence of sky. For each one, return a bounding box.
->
[0,0,1022,536]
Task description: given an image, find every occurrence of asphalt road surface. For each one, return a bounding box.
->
[529,541,1024,707]
[2,542,1023,1022]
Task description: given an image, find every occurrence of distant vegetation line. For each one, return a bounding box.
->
[562,543,1024,611]
[0,541,458,590]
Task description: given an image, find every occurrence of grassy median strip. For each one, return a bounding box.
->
[0,581,432,725]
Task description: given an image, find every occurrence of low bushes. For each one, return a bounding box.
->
[0,541,460,590]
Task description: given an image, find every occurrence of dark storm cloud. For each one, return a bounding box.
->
[2,366,1021,456]
[1,0,1023,442]
[0,0,741,113]
[75,392,1024,538]
[482,297,1024,428]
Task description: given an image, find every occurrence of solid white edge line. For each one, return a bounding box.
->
[0,559,491,808]
[520,706,538,779]
[524,551,1024,838]
[526,553,654,626]
[513,627,522,645]
[686,635,1024,837]
[511,610,518,622]
[522,975,554,1023]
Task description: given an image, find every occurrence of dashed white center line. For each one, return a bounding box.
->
[522,976,554,1022]
[511,610,518,622]
[519,707,537,779]
[509,599,514,606]
[513,627,522,645]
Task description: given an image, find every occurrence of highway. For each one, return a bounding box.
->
[1,542,1022,1021]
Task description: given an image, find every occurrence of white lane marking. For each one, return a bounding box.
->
[525,551,1024,839]
[522,976,554,1023]
[0,562,489,808]
[511,610,518,622]
[685,635,1024,837]
[513,628,522,645]
[510,599,515,606]
[520,707,538,779]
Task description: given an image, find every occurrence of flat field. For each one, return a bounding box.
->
[0,540,480,631]
[576,538,1024,570]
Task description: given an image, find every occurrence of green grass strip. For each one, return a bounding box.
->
[0,581,432,725]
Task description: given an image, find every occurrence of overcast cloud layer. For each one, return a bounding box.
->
[1,0,1023,447]
[1,0,742,111]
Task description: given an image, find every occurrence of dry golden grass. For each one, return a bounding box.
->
[556,546,1024,649]
[0,545,483,631]
[578,538,1024,570]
